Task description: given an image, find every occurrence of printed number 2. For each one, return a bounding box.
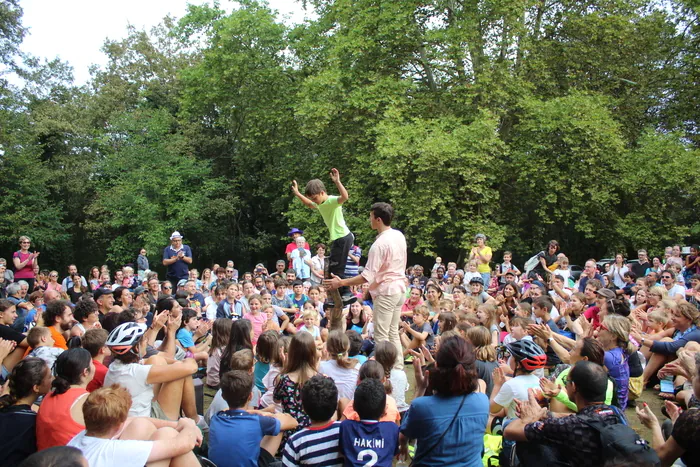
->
[357,449,378,467]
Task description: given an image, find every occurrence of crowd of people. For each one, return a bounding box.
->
[1,170,700,466]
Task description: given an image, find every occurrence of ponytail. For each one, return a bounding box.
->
[0,358,49,408]
[52,348,92,395]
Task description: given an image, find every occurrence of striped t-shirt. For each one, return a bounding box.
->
[282,421,342,467]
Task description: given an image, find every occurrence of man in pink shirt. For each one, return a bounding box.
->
[325,202,407,369]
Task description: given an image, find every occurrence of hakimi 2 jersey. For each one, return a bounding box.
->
[339,420,399,467]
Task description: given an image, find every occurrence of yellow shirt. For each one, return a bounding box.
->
[475,246,492,273]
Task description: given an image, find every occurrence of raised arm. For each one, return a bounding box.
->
[291,180,316,209]
[329,168,348,204]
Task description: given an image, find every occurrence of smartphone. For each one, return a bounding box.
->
[659,376,675,394]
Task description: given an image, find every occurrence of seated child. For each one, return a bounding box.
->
[297,308,322,345]
[339,378,400,467]
[175,308,210,361]
[255,331,279,393]
[209,370,298,467]
[399,306,434,356]
[82,328,111,392]
[206,349,263,424]
[645,309,669,335]
[341,361,400,424]
[282,375,343,466]
[67,385,201,467]
[345,330,367,365]
[27,326,64,370]
[502,317,533,346]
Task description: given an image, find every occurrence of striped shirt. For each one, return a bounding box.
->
[282,421,342,467]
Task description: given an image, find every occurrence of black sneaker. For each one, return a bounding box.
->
[323,299,336,311]
[341,294,357,306]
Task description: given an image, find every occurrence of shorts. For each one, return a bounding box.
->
[628,376,643,400]
[258,448,275,467]
[150,401,176,421]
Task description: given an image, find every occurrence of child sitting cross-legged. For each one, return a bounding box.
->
[175,308,210,362]
[339,378,400,467]
[67,384,202,467]
[282,375,343,466]
[209,370,298,467]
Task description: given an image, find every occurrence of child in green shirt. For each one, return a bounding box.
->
[291,168,357,307]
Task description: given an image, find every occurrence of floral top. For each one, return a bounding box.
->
[273,374,311,448]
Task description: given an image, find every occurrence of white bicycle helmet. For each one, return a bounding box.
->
[107,322,147,355]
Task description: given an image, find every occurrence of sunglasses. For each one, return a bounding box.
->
[661,276,672,279]
[163,286,172,290]
[20,241,30,244]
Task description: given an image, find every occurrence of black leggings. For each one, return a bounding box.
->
[328,232,354,296]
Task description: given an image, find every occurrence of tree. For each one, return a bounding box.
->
[85,108,225,265]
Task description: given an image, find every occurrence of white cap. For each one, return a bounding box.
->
[170,231,183,240]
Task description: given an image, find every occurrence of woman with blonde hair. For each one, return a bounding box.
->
[597,314,635,410]
[634,301,700,387]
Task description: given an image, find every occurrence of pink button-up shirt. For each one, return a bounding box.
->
[360,228,407,298]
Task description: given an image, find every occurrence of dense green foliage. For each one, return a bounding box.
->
[1,0,699,272]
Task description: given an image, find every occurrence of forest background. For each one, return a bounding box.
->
[1,0,699,274]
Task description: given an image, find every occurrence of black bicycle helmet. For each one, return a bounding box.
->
[505,339,547,371]
[469,276,484,286]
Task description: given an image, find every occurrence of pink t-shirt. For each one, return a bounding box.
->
[361,228,408,298]
[12,251,34,279]
[243,312,268,344]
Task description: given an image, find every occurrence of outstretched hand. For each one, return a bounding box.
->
[290,180,299,194]
[635,402,659,429]
[329,168,340,183]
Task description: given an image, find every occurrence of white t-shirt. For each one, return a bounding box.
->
[552,268,572,286]
[462,272,481,286]
[68,431,152,467]
[493,373,540,419]
[204,386,261,425]
[104,361,153,417]
[298,325,320,339]
[318,359,360,400]
[390,368,409,412]
[204,297,218,321]
[260,364,282,410]
[608,265,629,289]
[667,284,686,299]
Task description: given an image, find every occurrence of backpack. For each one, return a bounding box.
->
[579,407,660,466]
[523,253,542,275]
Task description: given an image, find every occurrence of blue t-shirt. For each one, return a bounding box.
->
[209,409,281,467]
[176,328,195,349]
[291,294,309,310]
[339,420,399,467]
[254,360,269,393]
[401,392,488,467]
[163,245,192,280]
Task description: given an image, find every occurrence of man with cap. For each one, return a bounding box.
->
[162,231,192,285]
[93,287,114,323]
[285,228,310,261]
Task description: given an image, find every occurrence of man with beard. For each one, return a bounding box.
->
[42,299,74,350]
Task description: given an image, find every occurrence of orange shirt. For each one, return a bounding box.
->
[49,326,68,350]
[36,387,88,450]
[343,394,401,424]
